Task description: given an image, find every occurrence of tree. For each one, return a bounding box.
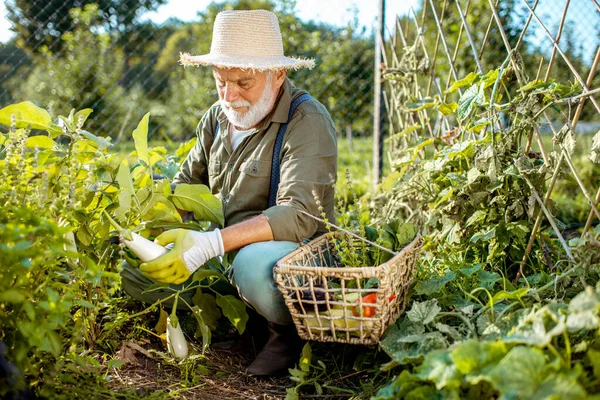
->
[6,0,167,54]
[156,0,375,140]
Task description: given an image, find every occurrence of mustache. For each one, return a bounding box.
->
[221,99,252,109]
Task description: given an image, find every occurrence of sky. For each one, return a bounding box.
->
[1,0,597,62]
[0,0,421,43]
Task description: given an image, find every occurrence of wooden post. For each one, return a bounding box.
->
[373,0,386,189]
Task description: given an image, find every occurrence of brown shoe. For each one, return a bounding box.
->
[246,323,304,376]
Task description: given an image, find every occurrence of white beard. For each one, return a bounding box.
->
[219,74,276,129]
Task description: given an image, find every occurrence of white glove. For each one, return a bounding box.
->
[182,229,225,273]
[140,229,225,284]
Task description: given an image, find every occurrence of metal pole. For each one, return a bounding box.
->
[373,0,386,188]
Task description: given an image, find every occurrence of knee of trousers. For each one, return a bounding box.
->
[231,241,299,324]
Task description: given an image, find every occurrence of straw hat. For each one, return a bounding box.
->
[179,10,315,71]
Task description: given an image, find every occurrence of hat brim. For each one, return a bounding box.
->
[179,52,315,71]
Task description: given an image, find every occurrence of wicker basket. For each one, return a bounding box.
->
[274,232,422,345]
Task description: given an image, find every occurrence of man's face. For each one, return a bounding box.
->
[213,67,285,129]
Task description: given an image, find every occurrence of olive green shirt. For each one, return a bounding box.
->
[173,78,337,243]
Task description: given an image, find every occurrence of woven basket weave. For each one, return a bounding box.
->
[274,232,422,345]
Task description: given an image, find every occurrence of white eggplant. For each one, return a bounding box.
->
[103,210,168,262]
[166,316,188,359]
[123,232,168,262]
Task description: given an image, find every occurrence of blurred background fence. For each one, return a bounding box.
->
[0,0,598,143]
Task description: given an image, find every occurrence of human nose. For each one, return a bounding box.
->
[222,83,240,102]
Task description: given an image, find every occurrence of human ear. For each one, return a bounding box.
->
[273,69,287,88]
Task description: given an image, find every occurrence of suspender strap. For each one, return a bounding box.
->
[268,93,313,208]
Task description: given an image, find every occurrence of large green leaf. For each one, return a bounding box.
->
[216,294,248,334]
[446,72,479,94]
[566,286,600,331]
[417,349,461,390]
[142,195,182,224]
[171,184,224,226]
[0,102,52,130]
[407,299,441,325]
[485,346,546,398]
[191,305,212,353]
[192,290,221,331]
[25,135,55,149]
[132,112,150,166]
[380,323,448,365]
[74,108,93,126]
[79,129,112,150]
[116,159,135,221]
[450,339,507,384]
[457,83,485,121]
[415,272,456,296]
[504,307,566,347]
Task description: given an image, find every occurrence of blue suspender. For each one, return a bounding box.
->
[213,93,313,209]
[268,93,312,207]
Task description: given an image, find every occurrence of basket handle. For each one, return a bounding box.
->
[297,209,398,256]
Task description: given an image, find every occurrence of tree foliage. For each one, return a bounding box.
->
[6,0,167,53]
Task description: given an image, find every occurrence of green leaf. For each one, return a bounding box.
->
[465,210,487,227]
[457,83,485,121]
[380,319,447,365]
[466,167,481,184]
[192,269,222,283]
[566,286,600,331]
[191,305,212,353]
[216,294,248,334]
[0,289,27,303]
[450,339,507,384]
[191,290,221,331]
[395,222,417,248]
[79,130,112,150]
[415,272,456,296]
[299,342,312,372]
[74,108,93,126]
[386,125,421,142]
[470,226,496,243]
[155,308,168,335]
[133,112,150,166]
[446,72,479,94]
[0,132,5,146]
[481,69,500,88]
[0,101,52,130]
[477,270,501,288]
[438,102,458,116]
[417,350,461,390]
[107,359,126,370]
[171,184,224,226]
[285,388,299,400]
[405,97,438,112]
[407,300,441,325]
[116,159,135,221]
[25,135,55,149]
[485,346,547,398]
[504,306,566,347]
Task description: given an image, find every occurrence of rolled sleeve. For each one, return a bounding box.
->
[263,111,337,242]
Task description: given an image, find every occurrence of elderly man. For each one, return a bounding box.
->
[120,10,337,376]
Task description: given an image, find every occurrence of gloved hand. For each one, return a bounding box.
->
[140,229,224,284]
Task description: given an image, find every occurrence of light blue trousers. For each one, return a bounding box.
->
[120,241,299,325]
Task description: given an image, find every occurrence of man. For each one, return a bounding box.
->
[120,10,337,376]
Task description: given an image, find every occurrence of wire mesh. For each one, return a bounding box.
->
[0,1,376,142]
[382,0,600,281]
